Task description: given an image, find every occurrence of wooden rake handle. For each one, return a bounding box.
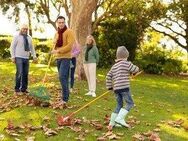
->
[42,44,56,84]
[69,91,110,117]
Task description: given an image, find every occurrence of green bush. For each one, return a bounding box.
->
[135,45,188,75]
[0,38,11,59]
[163,59,183,74]
[0,36,53,64]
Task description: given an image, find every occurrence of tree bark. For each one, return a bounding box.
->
[70,0,98,80]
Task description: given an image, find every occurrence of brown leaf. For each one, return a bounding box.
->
[132,133,145,141]
[149,133,161,141]
[108,134,120,140]
[142,131,153,137]
[43,116,50,122]
[75,133,85,141]
[6,120,15,130]
[69,126,82,133]
[26,136,35,141]
[104,131,113,137]
[57,115,72,126]
[153,128,161,132]
[73,118,83,125]
[97,136,107,141]
[116,132,124,136]
[104,115,110,125]
[183,125,188,131]
[43,127,58,137]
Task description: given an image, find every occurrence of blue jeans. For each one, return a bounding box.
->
[114,88,134,113]
[15,57,29,92]
[70,57,76,88]
[57,58,70,102]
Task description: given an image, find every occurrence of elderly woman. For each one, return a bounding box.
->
[10,24,37,94]
[83,35,99,97]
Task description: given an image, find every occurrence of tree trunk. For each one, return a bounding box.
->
[70,0,98,80]
[25,4,33,36]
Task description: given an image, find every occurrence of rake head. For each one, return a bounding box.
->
[29,86,50,101]
[57,114,72,126]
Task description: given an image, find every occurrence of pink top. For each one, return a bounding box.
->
[72,42,81,58]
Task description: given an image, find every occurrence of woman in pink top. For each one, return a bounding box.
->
[70,41,81,92]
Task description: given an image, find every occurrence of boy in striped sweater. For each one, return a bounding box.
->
[106,46,139,130]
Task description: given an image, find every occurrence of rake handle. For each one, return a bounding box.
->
[42,44,56,84]
[69,91,110,117]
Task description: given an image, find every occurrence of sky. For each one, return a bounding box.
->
[0,11,56,39]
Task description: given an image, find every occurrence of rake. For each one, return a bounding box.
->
[57,70,144,126]
[29,45,56,102]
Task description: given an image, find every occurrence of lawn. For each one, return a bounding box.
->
[0,61,188,141]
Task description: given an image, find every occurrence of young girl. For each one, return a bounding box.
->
[106,46,139,130]
[70,41,81,92]
[83,35,99,97]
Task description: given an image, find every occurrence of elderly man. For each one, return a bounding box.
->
[10,24,37,94]
[51,16,75,106]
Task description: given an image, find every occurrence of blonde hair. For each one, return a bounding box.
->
[85,35,96,45]
[19,24,28,30]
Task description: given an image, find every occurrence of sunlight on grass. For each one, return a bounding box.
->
[172,114,188,124]
[28,111,43,126]
[0,110,22,131]
[180,79,188,83]
[97,74,105,78]
[160,124,188,140]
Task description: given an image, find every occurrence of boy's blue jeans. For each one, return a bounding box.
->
[114,88,134,113]
[56,58,70,102]
[15,57,29,92]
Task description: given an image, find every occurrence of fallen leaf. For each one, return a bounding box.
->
[26,136,35,141]
[97,136,107,141]
[108,134,120,140]
[69,126,82,133]
[43,126,58,137]
[132,133,145,141]
[153,128,161,132]
[149,133,161,141]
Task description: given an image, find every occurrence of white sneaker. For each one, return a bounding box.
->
[85,91,92,96]
[91,92,96,97]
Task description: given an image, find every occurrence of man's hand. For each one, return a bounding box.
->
[11,58,15,63]
[51,49,59,54]
[33,58,38,63]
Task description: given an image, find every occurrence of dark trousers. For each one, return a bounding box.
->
[15,57,29,92]
[70,57,76,88]
[57,58,70,102]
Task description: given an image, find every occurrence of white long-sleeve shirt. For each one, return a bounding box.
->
[10,34,36,59]
[106,59,139,91]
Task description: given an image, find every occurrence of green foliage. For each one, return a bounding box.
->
[94,0,167,68]
[0,37,11,58]
[135,45,187,75]
[0,36,53,64]
[0,61,188,140]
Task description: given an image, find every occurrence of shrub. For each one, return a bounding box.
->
[135,45,187,75]
[0,38,11,59]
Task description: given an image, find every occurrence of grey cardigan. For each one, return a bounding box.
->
[10,34,36,59]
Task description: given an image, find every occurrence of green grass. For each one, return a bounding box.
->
[0,61,188,141]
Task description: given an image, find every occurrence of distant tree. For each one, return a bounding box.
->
[150,0,188,54]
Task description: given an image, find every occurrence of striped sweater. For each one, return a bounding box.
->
[106,59,139,91]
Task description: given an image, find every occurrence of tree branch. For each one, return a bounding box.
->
[151,26,186,49]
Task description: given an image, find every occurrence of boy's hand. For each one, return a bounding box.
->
[131,70,143,79]
[108,88,113,91]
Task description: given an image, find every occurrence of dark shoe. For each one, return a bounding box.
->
[21,90,30,94]
[14,91,22,95]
